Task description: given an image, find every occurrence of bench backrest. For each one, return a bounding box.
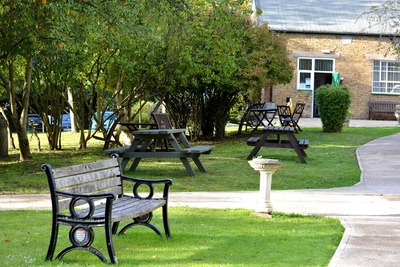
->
[368,101,398,111]
[42,157,123,211]
[292,103,305,119]
[152,113,173,129]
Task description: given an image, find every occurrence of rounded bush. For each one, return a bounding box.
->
[315,85,351,132]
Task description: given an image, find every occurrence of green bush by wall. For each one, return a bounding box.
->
[316,85,351,132]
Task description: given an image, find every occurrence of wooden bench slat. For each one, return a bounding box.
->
[59,176,122,195]
[54,167,121,188]
[80,197,166,221]
[52,158,120,178]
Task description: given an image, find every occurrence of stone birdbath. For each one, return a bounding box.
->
[248,157,283,218]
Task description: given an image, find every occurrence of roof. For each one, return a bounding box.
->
[254,0,394,36]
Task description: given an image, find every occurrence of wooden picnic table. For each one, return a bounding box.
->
[247,107,277,132]
[246,126,309,163]
[107,128,215,176]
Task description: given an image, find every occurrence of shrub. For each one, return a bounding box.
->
[316,85,351,132]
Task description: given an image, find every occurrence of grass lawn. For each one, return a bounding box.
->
[0,125,398,266]
[0,126,398,193]
[0,208,343,266]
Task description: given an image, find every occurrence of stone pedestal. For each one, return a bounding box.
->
[248,158,283,217]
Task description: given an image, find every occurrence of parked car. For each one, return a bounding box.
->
[91,111,117,131]
[27,114,44,132]
[61,114,72,131]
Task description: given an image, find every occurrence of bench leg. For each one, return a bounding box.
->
[117,213,162,236]
[55,226,109,264]
[105,221,118,264]
[163,205,171,238]
[45,221,59,261]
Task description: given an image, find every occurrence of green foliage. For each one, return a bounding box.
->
[0,209,342,266]
[316,85,351,132]
[163,0,293,138]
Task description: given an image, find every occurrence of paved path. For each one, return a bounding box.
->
[1,119,399,266]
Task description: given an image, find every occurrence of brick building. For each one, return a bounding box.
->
[254,0,400,119]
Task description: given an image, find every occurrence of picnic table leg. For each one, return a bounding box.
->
[287,132,307,163]
[121,157,130,169]
[265,110,277,126]
[238,120,244,134]
[251,111,265,132]
[246,132,272,160]
[128,139,152,171]
[169,134,197,176]
[129,158,142,171]
[192,155,207,173]
[179,158,196,176]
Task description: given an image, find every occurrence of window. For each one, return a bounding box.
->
[297,58,334,90]
[372,61,400,94]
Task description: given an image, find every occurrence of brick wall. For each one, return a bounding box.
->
[272,33,400,119]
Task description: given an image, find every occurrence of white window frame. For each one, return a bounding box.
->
[296,58,335,90]
[372,60,400,95]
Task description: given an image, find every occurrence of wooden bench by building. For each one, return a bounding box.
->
[368,101,398,120]
[42,155,172,264]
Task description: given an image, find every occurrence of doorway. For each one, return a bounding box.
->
[313,73,333,117]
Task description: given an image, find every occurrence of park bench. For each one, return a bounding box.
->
[368,101,398,120]
[42,155,172,264]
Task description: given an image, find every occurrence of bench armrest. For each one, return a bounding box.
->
[54,191,116,221]
[121,176,173,200]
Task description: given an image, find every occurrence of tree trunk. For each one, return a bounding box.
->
[0,112,8,158]
[8,58,33,161]
[18,59,33,160]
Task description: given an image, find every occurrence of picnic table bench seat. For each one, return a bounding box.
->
[42,155,172,264]
[247,137,309,149]
[181,145,215,154]
[103,145,131,154]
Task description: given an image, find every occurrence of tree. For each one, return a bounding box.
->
[161,0,293,139]
[365,0,400,54]
[0,0,51,161]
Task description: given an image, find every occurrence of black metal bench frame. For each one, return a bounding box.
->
[42,155,172,264]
